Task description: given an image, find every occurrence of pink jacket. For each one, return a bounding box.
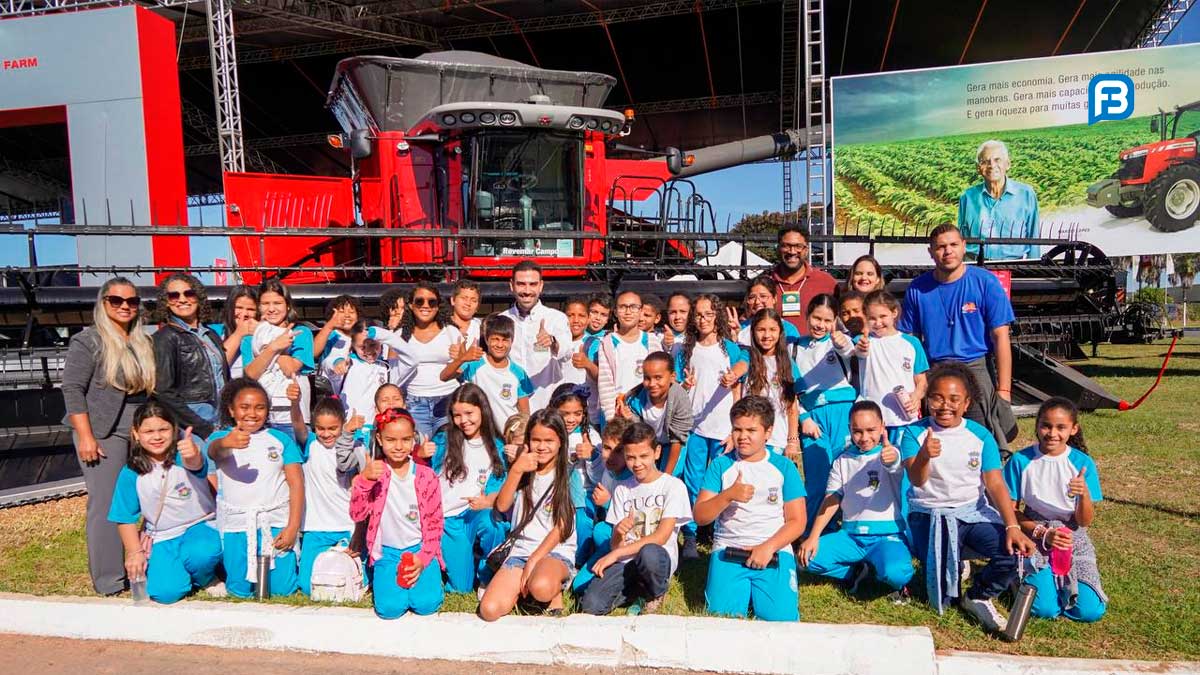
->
[350,462,445,569]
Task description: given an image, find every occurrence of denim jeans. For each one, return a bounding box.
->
[579,544,672,615]
[406,394,450,439]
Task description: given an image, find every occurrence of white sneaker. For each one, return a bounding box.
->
[960,596,1007,634]
[476,585,487,601]
[960,560,972,585]
[203,580,228,598]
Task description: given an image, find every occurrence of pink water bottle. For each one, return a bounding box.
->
[1049,529,1073,576]
[893,386,915,421]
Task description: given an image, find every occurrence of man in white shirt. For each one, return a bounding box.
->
[502,261,572,411]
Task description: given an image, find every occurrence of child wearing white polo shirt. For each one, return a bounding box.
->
[900,363,1035,634]
[322,322,417,426]
[580,422,691,615]
[856,291,929,446]
[694,396,806,622]
[444,314,533,428]
[109,400,221,604]
[1004,397,1106,623]
[800,401,913,598]
[206,378,305,598]
[675,293,748,560]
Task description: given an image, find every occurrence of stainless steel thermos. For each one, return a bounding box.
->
[1003,581,1037,642]
[256,552,271,600]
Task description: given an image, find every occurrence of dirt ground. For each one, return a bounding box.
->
[0,633,729,674]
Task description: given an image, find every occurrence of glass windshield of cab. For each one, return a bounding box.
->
[466,131,583,258]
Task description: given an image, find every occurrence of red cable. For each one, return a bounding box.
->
[1118,332,1180,411]
[879,0,901,71]
[1052,0,1087,56]
[959,0,989,65]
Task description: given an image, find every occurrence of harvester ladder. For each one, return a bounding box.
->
[802,0,828,265]
[780,0,799,220]
[205,0,246,175]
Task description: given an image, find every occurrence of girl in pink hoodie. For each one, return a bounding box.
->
[350,408,444,619]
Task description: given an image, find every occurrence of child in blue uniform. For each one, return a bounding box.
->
[856,291,929,446]
[695,396,806,621]
[241,279,316,432]
[900,363,1036,634]
[445,313,533,428]
[109,400,221,604]
[800,401,913,597]
[478,409,585,621]
[206,378,306,598]
[430,384,508,593]
[295,396,362,596]
[743,309,802,458]
[551,384,603,566]
[789,294,857,528]
[675,293,748,559]
[1004,397,1106,622]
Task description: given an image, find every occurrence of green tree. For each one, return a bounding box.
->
[730,211,785,261]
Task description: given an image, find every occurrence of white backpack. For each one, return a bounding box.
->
[309,540,366,603]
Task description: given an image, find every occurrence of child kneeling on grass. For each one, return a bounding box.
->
[694,395,806,621]
[109,400,221,604]
[351,408,446,619]
[800,401,913,599]
[580,422,691,615]
[478,409,584,621]
[207,378,305,598]
[900,363,1035,634]
[1004,397,1106,623]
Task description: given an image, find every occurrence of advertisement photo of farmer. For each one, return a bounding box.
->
[957,140,1040,261]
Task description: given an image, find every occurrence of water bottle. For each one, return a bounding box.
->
[1049,528,1074,576]
[893,386,915,421]
[255,552,272,600]
[130,574,149,604]
[1002,553,1036,643]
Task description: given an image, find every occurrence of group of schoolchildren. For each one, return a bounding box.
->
[110,261,1106,634]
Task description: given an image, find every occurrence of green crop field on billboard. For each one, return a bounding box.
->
[830,43,1200,264]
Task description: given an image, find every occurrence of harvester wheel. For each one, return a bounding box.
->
[1145,164,1200,232]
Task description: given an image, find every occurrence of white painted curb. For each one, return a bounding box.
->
[938,651,1200,675]
[0,594,936,675]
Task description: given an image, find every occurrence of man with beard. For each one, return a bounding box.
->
[770,224,837,336]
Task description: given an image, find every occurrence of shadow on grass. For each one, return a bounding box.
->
[1106,496,1200,520]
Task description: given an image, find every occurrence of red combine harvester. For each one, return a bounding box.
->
[221,51,809,285]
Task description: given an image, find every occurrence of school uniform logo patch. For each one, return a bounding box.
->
[171,481,192,500]
[500,383,514,400]
[543,500,554,515]
[867,470,880,491]
[378,372,387,386]
[967,451,981,470]
[961,302,978,314]
[636,358,645,377]
[477,468,489,487]
[767,487,780,504]
[405,507,419,522]
[902,357,913,372]
[267,446,281,462]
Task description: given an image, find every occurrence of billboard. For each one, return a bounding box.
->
[830,43,1200,264]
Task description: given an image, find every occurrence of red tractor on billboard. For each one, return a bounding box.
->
[1087,99,1200,232]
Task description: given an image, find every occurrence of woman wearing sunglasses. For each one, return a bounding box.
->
[151,273,229,439]
[387,281,461,438]
[62,277,157,596]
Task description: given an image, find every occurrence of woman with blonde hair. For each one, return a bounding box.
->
[62,277,157,595]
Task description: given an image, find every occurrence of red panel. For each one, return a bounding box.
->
[135,6,189,281]
[223,171,355,285]
[0,105,66,129]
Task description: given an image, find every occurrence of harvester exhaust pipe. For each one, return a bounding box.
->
[665,127,822,178]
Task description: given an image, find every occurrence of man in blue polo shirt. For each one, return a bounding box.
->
[957,140,1040,261]
[898,224,1016,451]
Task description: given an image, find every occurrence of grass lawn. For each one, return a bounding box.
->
[2,340,1198,661]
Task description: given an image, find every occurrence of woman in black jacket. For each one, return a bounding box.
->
[151,273,228,438]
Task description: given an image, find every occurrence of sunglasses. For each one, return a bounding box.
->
[105,295,141,309]
[167,289,198,301]
[411,297,439,308]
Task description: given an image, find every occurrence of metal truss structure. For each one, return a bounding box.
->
[801,0,827,263]
[1135,0,1195,46]
[205,0,246,175]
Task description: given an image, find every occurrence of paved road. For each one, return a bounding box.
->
[1,633,725,674]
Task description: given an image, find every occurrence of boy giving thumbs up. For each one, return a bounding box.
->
[799,400,914,599]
